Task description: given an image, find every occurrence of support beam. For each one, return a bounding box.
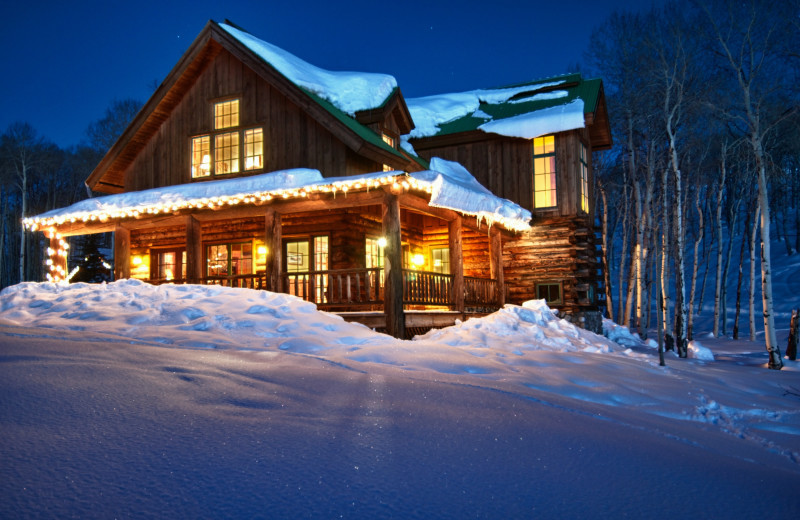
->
[264,209,282,292]
[48,234,67,282]
[490,227,505,306]
[448,217,465,313]
[382,190,405,339]
[185,216,202,283]
[114,225,131,280]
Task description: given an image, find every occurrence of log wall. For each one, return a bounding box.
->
[124,48,383,192]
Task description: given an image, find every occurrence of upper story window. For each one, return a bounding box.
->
[579,142,589,213]
[382,133,396,172]
[191,99,263,179]
[533,135,557,209]
[215,100,239,129]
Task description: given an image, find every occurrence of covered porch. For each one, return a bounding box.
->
[28,170,525,339]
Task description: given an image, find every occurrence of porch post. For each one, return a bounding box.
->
[114,225,130,280]
[264,209,282,292]
[490,228,505,306]
[382,190,405,339]
[185,216,203,283]
[448,217,465,313]
[48,233,67,282]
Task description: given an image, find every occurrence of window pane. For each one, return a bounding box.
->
[286,241,309,273]
[432,248,450,274]
[214,100,239,130]
[365,238,384,268]
[191,136,211,178]
[244,128,263,171]
[207,245,229,276]
[533,135,557,209]
[215,132,240,174]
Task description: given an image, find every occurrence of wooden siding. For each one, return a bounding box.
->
[413,127,594,218]
[124,48,383,192]
[503,215,601,314]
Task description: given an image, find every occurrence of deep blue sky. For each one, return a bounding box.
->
[1,0,650,149]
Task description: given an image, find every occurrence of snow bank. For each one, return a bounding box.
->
[688,340,715,361]
[220,23,397,115]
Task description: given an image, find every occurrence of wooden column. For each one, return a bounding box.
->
[185,216,203,284]
[49,234,67,282]
[448,217,465,313]
[382,190,405,339]
[114,225,131,280]
[264,209,282,292]
[490,228,505,306]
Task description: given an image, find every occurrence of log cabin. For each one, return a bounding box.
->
[24,20,611,338]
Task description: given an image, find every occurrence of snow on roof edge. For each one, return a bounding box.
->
[219,23,397,116]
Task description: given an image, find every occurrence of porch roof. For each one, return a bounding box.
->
[25,161,531,235]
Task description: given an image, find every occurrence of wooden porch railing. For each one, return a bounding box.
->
[464,276,499,307]
[149,268,501,309]
[402,269,452,306]
[282,268,384,308]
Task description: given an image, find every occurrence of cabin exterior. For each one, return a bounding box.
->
[25,20,610,337]
[407,75,612,330]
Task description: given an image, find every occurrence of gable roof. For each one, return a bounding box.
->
[87,20,423,193]
[406,73,612,150]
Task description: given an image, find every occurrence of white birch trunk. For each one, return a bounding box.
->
[688,190,704,340]
[713,152,726,338]
[749,204,760,341]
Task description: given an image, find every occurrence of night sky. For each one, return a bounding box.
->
[2,0,650,149]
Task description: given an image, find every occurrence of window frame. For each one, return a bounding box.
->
[150,247,186,282]
[190,98,264,179]
[533,135,558,210]
[205,241,254,278]
[579,141,589,214]
[535,281,563,306]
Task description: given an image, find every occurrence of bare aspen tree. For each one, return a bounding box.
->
[699,0,797,368]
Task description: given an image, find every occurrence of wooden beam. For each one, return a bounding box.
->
[185,216,203,283]
[49,235,67,281]
[448,217,465,313]
[490,227,505,306]
[382,190,405,339]
[114,225,131,280]
[264,209,282,292]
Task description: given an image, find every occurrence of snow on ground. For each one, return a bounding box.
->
[1,272,799,517]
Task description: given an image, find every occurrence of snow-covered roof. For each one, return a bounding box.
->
[220,23,397,116]
[404,73,600,141]
[25,163,531,233]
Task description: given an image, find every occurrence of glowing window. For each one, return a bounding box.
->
[244,128,263,171]
[191,136,211,178]
[206,242,252,277]
[579,142,589,213]
[214,100,239,129]
[215,132,240,175]
[431,248,450,274]
[533,135,557,209]
[365,237,385,268]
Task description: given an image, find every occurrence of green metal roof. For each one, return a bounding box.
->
[425,73,602,138]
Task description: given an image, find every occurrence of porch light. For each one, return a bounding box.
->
[257,246,267,256]
[377,237,387,248]
[412,254,425,267]
[132,256,143,266]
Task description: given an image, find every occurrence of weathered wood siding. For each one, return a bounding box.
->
[414,128,593,218]
[124,48,382,192]
[503,215,600,313]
